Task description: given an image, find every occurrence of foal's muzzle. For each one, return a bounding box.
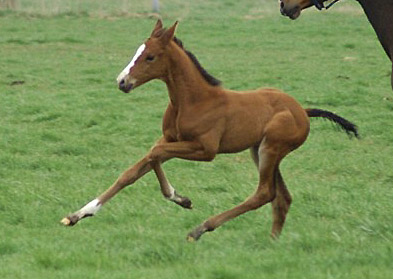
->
[118,78,133,93]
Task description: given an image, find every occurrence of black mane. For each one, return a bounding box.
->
[173,36,221,87]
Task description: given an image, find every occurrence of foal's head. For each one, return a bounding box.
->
[279,0,327,19]
[116,19,178,93]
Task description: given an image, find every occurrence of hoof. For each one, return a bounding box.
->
[270,231,281,240]
[176,196,193,209]
[60,215,79,226]
[187,224,207,242]
[60,217,71,226]
[187,235,196,242]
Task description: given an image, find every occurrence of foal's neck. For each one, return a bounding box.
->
[163,43,218,108]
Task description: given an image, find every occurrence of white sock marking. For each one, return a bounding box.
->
[78,198,101,217]
[116,43,146,83]
[167,184,176,200]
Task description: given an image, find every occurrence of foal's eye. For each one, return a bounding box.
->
[146,55,155,62]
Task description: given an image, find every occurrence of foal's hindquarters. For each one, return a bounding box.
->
[187,89,310,240]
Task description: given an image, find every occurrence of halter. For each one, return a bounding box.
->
[311,0,340,10]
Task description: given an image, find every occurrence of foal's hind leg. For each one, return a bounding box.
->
[251,147,291,238]
[187,140,280,241]
[151,161,192,209]
[271,168,292,238]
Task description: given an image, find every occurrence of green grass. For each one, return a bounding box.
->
[1,1,393,278]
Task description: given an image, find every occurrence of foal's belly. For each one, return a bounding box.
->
[218,108,270,153]
[218,137,261,154]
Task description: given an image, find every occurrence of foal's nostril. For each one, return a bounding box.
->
[119,79,125,87]
[280,1,284,9]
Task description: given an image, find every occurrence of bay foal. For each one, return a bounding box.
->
[61,20,358,241]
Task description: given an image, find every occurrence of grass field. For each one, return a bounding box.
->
[1,0,393,278]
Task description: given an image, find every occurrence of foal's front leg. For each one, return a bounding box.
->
[61,138,215,226]
[151,161,192,209]
[61,155,153,226]
[148,138,218,208]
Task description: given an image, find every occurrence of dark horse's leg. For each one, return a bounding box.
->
[390,64,393,90]
[357,0,393,90]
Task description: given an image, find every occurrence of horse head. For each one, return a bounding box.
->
[116,19,178,93]
[279,0,313,19]
[280,0,339,19]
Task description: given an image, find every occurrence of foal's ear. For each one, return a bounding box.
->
[161,21,179,45]
[151,19,163,37]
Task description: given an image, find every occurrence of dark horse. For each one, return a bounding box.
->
[279,0,393,90]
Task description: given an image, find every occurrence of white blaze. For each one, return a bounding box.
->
[116,43,146,84]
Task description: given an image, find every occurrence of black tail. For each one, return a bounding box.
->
[306,108,359,138]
